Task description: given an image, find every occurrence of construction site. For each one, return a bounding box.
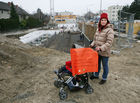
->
[0,0,140,103]
[0,18,140,103]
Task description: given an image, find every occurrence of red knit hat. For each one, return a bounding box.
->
[100,13,108,20]
[98,13,109,32]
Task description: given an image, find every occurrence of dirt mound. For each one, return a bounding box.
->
[0,36,140,103]
[0,36,70,103]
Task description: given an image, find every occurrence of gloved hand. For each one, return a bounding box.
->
[95,47,101,52]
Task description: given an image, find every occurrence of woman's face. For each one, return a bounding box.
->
[101,18,107,26]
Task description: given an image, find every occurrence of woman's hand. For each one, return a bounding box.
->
[89,44,93,48]
[95,47,101,52]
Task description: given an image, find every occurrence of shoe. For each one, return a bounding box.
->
[90,75,99,80]
[99,80,106,85]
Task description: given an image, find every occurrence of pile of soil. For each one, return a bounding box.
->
[0,36,70,103]
[0,35,140,103]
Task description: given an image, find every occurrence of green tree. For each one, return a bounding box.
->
[20,20,27,29]
[0,2,20,32]
[10,2,19,21]
[26,17,43,28]
[129,0,140,19]
[122,5,130,12]
[120,0,140,20]
[118,5,130,21]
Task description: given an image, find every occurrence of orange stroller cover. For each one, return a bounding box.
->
[70,48,98,76]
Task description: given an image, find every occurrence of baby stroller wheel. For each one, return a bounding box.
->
[85,85,94,94]
[54,80,62,88]
[59,88,68,100]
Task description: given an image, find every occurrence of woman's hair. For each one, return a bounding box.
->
[98,19,110,32]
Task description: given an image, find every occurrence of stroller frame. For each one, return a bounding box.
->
[54,67,93,100]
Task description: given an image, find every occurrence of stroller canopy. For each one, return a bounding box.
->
[70,48,98,76]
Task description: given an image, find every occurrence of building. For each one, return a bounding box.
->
[33,8,45,21]
[0,1,29,21]
[54,11,77,24]
[33,9,50,25]
[107,5,123,22]
[84,11,95,21]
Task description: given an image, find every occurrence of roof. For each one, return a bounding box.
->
[0,1,29,16]
[0,1,10,11]
[16,7,29,16]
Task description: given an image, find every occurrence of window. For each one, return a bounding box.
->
[112,15,115,17]
[56,20,61,21]
[1,10,3,14]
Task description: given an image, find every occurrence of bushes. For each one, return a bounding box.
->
[0,19,19,32]
[0,2,44,32]
[20,17,44,29]
[0,17,44,32]
[0,2,19,32]
[26,17,43,29]
[20,20,27,29]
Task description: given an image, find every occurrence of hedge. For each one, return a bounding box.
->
[0,19,19,32]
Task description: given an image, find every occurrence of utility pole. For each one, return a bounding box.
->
[50,0,54,16]
[50,0,54,26]
[100,0,102,14]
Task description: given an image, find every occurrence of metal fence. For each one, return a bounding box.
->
[117,11,135,50]
[80,32,91,47]
[80,12,135,55]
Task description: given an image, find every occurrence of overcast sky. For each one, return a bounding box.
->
[1,0,134,15]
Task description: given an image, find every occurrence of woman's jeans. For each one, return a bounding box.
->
[94,55,109,80]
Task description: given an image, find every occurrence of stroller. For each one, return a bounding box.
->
[54,47,98,100]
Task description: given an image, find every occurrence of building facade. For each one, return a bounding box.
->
[107,5,123,22]
[0,10,10,19]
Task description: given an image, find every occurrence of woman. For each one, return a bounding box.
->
[90,13,114,84]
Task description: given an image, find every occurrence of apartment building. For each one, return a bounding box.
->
[108,5,123,22]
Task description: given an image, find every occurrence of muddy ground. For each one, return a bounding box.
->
[0,34,140,103]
